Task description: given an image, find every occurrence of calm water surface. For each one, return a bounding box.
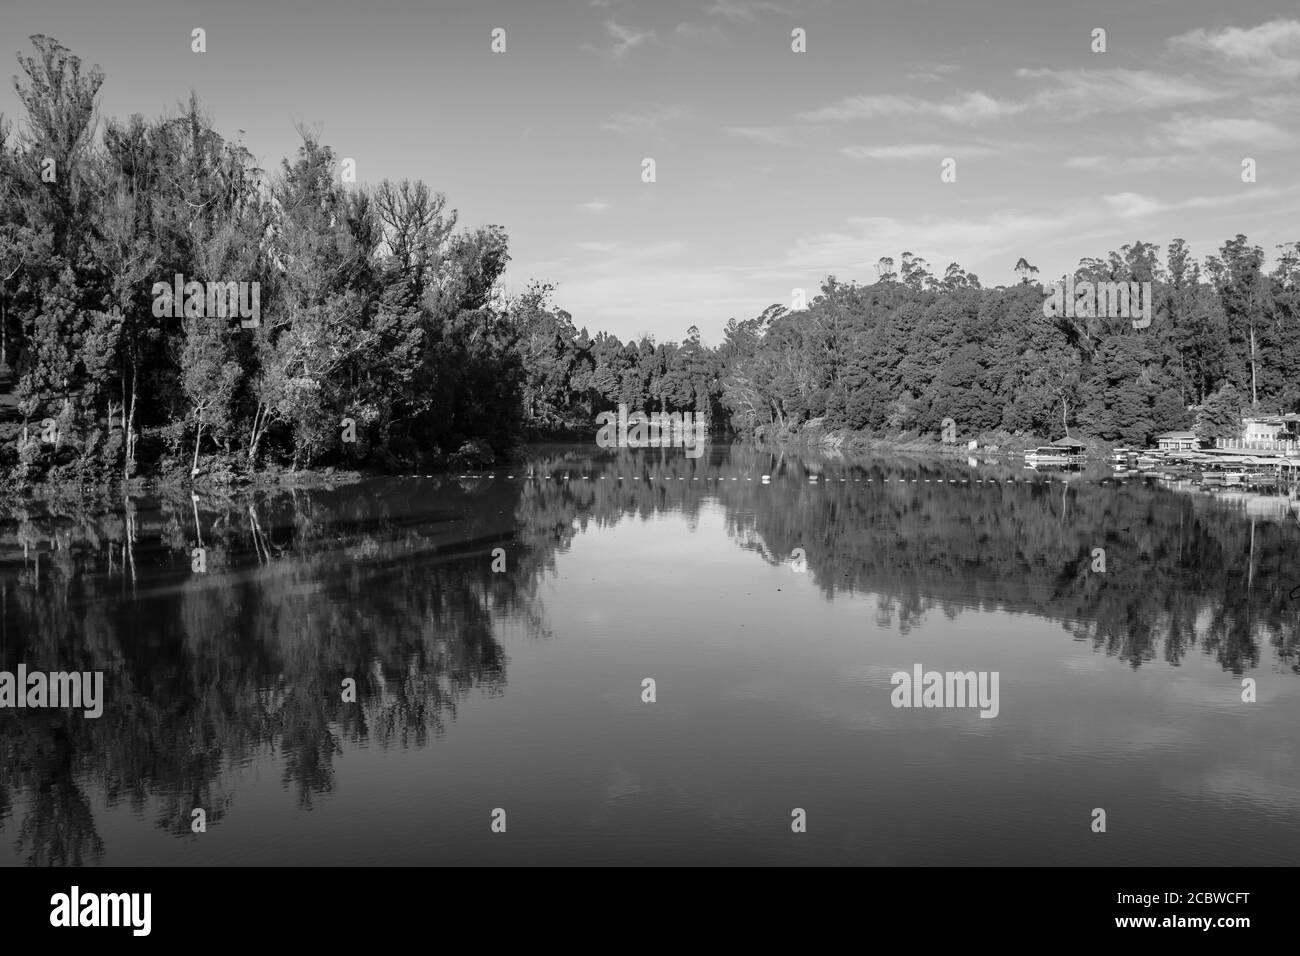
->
[2,445,1298,865]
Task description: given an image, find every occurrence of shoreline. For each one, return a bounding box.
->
[760,423,1098,460]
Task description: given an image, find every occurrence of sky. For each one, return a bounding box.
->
[1,0,1298,344]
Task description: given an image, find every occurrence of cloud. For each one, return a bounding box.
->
[1064,155,1197,174]
[672,21,728,44]
[1101,192,1165,220]
[1250,93,1300,113]
[802,69,1226,127]
[905,63,960,82]
[705,1,800,22]
[554,240,768,331]
[1016,68,1228,114]
[767,188,1295,280]
[840,143,996,160]
[1176,188,1293,210]
[578,198,611,214]
[602,106,688,138]
[1096,186,1298,221]
[1150,115,1295,150]
[583,20,655,59]
[798,93,907,122]
[575,239,688,259]
[725,125,807,145]
[799,91,1022,124]
[550,178,1300,335]
[780,208,1081,278]
[1168,18,1300,81]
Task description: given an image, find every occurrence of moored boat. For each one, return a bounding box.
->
[1024,446,1086,467]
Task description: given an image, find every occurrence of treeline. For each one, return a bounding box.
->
[469,236,1300,453]
[0,38,493,483]
[4,36,1299,492]
[0,36,710,489]
[714,241,1300,448]
[441,234,1300,456]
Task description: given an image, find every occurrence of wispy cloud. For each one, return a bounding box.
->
[840,143,996,160]
[1168,18,1300,81]
[1150,115,1295,150]
[905,63,959,82]
[556,239,764,329]
[583,20,656,60]
[602,106,688,139]
[578,198,611,214]
[672,21,728,44]
[1100,186,1299,221]
[1250,93,1300,114]
[1100,192,1165,220]
[1016,68,1228,114]
[799,91,1022,124]
[802,68,1228,127]
[705,1,800,22]
[1064,155,1197,174]
[576,239,688,258]
[725,125,807,145]
[780,208,1078,277]
[775,188,1296,278]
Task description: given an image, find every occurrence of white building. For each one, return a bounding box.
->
[1243,417,1286,442]
[1220,415,1300,451]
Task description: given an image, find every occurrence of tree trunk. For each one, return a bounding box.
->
[1250,325,1258,407]
[191,416,203,477]
[125,368,138,481]
[248,402,269,470]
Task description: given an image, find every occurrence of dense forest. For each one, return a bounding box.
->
[2,36,1298,492]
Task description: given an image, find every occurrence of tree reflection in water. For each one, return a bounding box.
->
[2,446,1298,863]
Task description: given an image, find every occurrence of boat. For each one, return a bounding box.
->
[1108,447,1132,468]
[1024,446,1086,467]
[1242,471,1277,486]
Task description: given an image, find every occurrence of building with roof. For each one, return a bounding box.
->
[1156,431,1200,451]
[1218,415,1300,452]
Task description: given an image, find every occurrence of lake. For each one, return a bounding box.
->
[2,444,1298,866]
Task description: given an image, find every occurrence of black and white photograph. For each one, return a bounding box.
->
[0,0,1294,935]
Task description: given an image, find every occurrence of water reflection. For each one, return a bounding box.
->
[1,445,1298,865]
